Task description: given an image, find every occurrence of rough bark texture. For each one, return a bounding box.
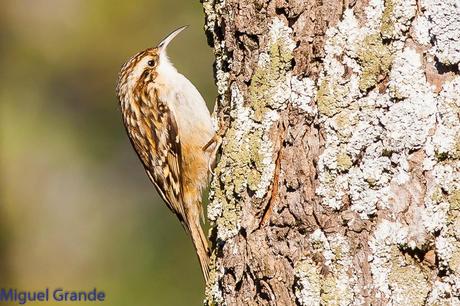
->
[202,0,460,305]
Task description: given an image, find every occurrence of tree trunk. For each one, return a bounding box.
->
[202,0,460,304]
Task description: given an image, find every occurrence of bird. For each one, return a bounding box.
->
[116,26,215,282]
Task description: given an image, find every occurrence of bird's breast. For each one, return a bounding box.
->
[156,75,214,147]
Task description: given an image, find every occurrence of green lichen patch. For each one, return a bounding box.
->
[334,111,351,129]
[208,124,253,239]
[337,151,353,172]
[210,175,243,242]
[357,34,393,92]
[334,110,358,138]
[381,0,395,39]
[216,198,240,232]
[248,130,264,169]
[449,244,460,273]
[204,266,221,305]
[320,276,338,305]
[211,147,244,240]
[317,79,350,117]
[294,259,321,305]
[231,166,249,195]
[449,190,460,211]
[431,186,445,204]
[218,126,257,196]
[248,41,293,122]
[248,169,262,192]
[319,274,352,306]
[388,258,430,305]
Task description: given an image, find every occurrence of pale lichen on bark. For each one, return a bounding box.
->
[203,0,460,304]
[315,0,460,304]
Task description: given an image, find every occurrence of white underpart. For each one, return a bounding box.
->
[156,55,214,143]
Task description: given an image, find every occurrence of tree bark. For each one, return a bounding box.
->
[202,0,460,305]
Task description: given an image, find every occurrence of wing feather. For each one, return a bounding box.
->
[124,88,185,219]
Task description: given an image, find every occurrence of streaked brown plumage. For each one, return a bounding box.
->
[116,26,214,282]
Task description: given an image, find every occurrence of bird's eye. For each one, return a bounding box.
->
[147,60,155,67]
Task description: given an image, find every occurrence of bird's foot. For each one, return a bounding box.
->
[203,134,222,176]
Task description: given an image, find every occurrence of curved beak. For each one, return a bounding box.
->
[158,25,188,53]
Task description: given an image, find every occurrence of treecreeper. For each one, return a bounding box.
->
[116,26,217,282]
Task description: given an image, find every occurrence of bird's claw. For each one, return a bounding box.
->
[203,134,222,176]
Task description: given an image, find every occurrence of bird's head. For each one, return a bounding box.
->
[116,26,187,100]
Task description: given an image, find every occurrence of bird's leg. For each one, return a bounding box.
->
[203,108,230,175]
[202,133,219,152]
[203,115,228,175]
[203,133,222,175]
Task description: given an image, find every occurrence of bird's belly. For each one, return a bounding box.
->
[176,102,213,145]
[164,88,214,146]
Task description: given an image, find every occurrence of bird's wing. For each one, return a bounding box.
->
[125,88,185,219]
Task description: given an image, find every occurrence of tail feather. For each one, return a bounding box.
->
[189,221,210,283]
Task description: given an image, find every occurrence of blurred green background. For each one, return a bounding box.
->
[0,0,216,305]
